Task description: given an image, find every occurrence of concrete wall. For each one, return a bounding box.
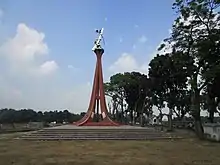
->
[203,123,220,142]
[27,122,44,129]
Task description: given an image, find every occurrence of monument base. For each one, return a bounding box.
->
[19,124,181,140]
[73,116,121,126]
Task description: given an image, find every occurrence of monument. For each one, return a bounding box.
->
[18,29,178,141]
[74,28,120,126]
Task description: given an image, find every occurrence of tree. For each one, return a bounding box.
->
[148,52,190,130]
[105,72,151,125]
[125,72,151,125]
[165,0,220,138]
[104,73,127,121]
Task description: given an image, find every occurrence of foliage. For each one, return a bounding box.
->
[0,108,82,124]
[104,72,152,124]
[148,52,190,116]
[104,73,127,121]
[156,0,220,138]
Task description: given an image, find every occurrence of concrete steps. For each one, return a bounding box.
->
[18,125,181,140]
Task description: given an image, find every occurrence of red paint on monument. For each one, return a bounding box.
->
[74,49,120,126]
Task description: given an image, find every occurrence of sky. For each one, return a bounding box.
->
[0,0,177,113]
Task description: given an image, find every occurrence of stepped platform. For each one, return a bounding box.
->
[18,125,182,140]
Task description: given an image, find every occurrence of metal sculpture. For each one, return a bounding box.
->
[74,28,119,126]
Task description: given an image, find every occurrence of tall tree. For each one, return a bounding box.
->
[166,0,220,138]
[105,72,151,125]
[148,52,190,130]
[104,73,127,121]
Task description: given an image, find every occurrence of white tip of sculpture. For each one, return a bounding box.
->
[92,28,104,51]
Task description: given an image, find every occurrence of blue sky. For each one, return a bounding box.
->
[0,0,176,112]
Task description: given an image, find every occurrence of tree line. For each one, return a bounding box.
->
[0,108,83,124]
[104,0,220,139]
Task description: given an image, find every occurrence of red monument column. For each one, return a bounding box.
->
[74,28,119,126]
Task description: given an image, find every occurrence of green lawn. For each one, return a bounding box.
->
[0,134,220,165]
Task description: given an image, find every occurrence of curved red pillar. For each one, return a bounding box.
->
[74,49,120,126]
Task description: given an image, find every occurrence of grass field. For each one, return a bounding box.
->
[0,133,220,165]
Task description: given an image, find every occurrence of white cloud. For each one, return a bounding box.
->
[38,60,58,75]
[138,35,147,43]
[0,23,58,75]
[108,40,171,75]
[0,23,66,112]
[0,23,48,62]
[108,53,148,74]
